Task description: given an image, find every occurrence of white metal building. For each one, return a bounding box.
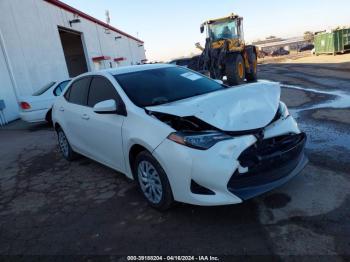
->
[0,0,146,123]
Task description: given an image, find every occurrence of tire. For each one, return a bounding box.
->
[57,128,77,161]
[246,52,258,82]
[225,53,245,86]
[45,109,52,125]
[134,151,173,210]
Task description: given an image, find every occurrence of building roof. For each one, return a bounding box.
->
[44,0,144,44]
[252,37,284,45]
[256,36,306,48]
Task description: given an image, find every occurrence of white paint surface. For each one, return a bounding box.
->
[52,66,304,206]
[147,81,281,131]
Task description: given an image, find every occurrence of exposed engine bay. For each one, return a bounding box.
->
[147,106,282,137]
[148,111,218,132]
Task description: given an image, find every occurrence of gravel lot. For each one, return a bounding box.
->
[0,58,349,260]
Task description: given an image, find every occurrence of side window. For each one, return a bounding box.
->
[67,77,91,106]
[54,81,70,96]
[64,85,71,100]
[88,77,121,107]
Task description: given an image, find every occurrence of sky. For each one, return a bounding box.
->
[63,0,350,62]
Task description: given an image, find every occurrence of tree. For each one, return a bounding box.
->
[304,31,314,43]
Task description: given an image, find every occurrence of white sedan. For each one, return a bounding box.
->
[19,80,70,123]
[52,64,307,210]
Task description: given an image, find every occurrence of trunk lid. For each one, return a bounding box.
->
[18,95,55,111]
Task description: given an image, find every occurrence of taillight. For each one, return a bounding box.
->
[20,102,31,110]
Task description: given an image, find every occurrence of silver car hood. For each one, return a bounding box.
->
[146,81,281,132]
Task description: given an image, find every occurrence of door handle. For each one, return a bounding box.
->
[59,107,64,112]
[81,114,90,120]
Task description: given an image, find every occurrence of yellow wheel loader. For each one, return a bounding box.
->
[188,13,258,86]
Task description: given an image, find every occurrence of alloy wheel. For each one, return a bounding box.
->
[137,160,163,204]
[58,131,69,158]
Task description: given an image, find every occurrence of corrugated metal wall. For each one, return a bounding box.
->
[0,0,146,122]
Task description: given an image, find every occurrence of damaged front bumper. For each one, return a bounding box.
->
[153,115,308,206]
[228,132,308,200]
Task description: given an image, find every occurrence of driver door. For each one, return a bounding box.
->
[82,76,126,173]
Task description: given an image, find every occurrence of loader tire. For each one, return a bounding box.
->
[225,53,245,86]
[246,52,258,82]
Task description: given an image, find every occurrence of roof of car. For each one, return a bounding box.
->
[100,63,174,76]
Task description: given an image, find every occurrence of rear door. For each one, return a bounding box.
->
[82,76,126,172]
[59,77,92,155]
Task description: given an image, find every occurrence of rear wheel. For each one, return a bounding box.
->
[225,53,245,86]
[134,151,173,210]
[246,52,258,82]
[57,128,77,161]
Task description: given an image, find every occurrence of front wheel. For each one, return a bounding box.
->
[134,151,173,210]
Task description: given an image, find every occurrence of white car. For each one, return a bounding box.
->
[19,80,70,123]
[52,64,307,210]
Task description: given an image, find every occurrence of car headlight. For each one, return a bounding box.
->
[167,131,232,150]
[279,101,290,119]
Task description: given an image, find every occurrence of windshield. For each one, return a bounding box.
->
[114,67,225,107]
[209,20,238,41]
[32,81,56,96]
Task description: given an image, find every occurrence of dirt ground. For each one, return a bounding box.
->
[0,54,350,260]
[259,51,350,65]
[284,53,350,64]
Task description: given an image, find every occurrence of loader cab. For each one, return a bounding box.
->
[201,14,244,44]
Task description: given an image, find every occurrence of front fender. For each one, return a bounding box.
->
[121,109,174,179]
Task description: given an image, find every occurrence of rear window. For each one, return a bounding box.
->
[32,82,56,96]
[54,80,70,96]
[114,67,224,107]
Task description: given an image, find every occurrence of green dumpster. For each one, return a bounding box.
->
[314,27,350,55]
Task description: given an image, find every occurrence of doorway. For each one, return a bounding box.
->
[58,27,88,77]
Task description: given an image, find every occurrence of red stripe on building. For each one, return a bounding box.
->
[114,57,126,62]
[92,56,111,62]
[44,0,144,44]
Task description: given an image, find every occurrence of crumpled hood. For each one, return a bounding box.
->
[146,81,281,132]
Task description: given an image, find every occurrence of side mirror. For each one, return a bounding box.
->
[93,99,117,114]
[214,79,224,85]
[200,24,204,34]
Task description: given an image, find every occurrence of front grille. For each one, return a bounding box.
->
[228,132,306,189]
